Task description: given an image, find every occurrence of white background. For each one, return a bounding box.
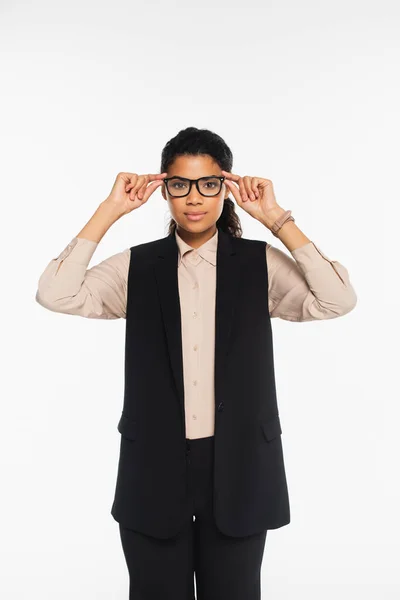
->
[1,0,399,598]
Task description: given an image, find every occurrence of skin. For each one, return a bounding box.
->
[76,154,311,254]
[161,155,230,248]
[159,154,311,252]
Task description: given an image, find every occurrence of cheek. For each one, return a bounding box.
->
[206,202,224,222]
[217,196,226,212]
[167,199,184,214]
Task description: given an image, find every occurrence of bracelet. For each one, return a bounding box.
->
[271,210,295,237]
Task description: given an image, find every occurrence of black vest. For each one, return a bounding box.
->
[110,227,290,539]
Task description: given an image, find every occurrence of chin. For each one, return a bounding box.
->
[178,219,216,233]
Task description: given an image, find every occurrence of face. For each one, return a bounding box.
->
[161,155,230,236]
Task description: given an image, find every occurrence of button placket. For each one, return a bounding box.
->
[192,268,200,421]
[183,255,201,434]
[191,266,200,429]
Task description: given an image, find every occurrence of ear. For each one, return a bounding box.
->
[161,184,167,201]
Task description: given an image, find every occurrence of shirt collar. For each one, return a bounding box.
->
[175,228,218,266]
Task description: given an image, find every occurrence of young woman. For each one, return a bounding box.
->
[36,127,357,600]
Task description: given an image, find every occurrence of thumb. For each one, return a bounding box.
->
[224,178,243,207]
[141,179,163,202]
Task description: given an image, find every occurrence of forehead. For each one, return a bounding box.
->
[168,154,220,176]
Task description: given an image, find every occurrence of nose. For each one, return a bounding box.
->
[186,189,204,203]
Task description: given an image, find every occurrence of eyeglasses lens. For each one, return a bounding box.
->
[167,177,221,197]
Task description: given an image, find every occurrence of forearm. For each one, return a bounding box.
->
[76,200,121,243]
[263,206,357,320]
[259,206,311,252]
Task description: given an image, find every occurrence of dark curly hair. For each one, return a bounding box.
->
[160,127,242,238]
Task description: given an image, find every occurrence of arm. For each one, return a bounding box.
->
[263,213,357,321]
[35,201,129,319]
[220,171,357,321]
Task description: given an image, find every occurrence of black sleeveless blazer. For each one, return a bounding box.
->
[110,227,290,539]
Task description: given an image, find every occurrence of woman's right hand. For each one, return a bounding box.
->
[104,171,167,218]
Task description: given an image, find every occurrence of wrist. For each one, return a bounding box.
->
[99,198,124,222]
[74,201,121,243]
[259,206,287,230]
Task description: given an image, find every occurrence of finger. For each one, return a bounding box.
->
[243,176,255,201]
[225,175,248,202]
[237,177,249,202]
[252,178,260,199]
[224,178,244,207]
[125,174,140,193]
[140,180,164,203]
[138,172,168,199]
[126,172,167,193]
[148,172,168,181]
[221,169,241,183]
[138,175,150,199]
[124,173,139,192]
[129,175,148,200]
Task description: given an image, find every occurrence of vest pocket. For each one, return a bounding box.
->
[261,414,282,442]
[117,413,137,441]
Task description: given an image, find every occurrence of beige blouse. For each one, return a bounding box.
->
[35,229,357,439]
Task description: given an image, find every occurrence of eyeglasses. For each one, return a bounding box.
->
[163,176,226,198]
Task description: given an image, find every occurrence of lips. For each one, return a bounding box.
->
[185,212,207,221]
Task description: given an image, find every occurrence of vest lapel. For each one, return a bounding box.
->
[153,227,242,423]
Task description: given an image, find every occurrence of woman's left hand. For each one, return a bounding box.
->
[221,170,285,228]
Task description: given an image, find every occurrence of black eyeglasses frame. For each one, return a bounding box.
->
[163,175,226,198]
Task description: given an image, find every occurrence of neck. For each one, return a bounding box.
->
[175,225,217,249]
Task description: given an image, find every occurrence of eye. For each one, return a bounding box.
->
[199,177,220,191]
[170,179,189,189]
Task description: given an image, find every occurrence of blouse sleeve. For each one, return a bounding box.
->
[266,240,357,321]
[35,237,130,319]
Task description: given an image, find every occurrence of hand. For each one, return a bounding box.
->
[221,170,286,229]
[104,171,167,218]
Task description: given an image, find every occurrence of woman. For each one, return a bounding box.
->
[36,127,357,599]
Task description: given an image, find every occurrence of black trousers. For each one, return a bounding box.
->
[118,434,268,600]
